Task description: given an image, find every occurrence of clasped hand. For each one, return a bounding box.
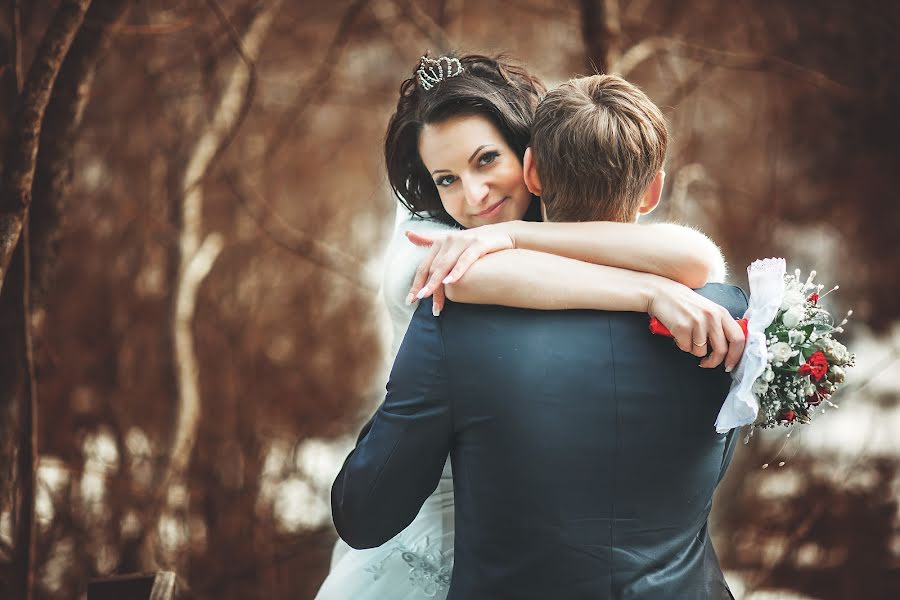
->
[405,223,515,314]
[647,280,746,371]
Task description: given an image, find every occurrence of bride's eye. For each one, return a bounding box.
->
[478,151,499,166]
[434,174,457,187]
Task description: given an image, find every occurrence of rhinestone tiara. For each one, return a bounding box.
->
[417,55,464,91]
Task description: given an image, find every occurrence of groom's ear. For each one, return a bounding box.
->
[637,170,665,218]
[523,147,542,196]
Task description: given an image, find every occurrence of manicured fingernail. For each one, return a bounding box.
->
[442,275,454,284]
[725,365,733,373]
[432,304,441,317]
[405,293,415,305]
[416,287,429,299]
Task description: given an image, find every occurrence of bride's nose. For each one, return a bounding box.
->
[462,176,489,208]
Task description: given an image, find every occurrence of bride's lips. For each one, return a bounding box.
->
[476,197,507,218]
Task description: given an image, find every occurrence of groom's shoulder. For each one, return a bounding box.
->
[694,282,748,318]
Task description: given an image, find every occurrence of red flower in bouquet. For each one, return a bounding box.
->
[808,292,819,305]
[798,351,828,382]
[782,409,796,423]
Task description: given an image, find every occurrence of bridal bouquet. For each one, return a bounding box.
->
[650,258,855,434]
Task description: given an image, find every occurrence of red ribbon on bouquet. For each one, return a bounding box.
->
[649,317,749,341]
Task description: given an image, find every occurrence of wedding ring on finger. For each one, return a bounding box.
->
[692,340,708,347]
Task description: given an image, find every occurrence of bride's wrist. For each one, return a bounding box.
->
[503,220,531,250]
[644,278,671,316]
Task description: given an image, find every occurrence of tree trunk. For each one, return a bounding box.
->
[0,2,91,598]
[30,0,133,309]
[578,0,620,74]
[0,229,37,600]
[0,0,92,290]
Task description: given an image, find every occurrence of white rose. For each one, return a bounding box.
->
[764,366,775,382]
[769,341,793,364]
[825,340,848,363]
[781,288,807,311]
[789,329,807,345]
[782,305,806,329]
[752,379,769,396]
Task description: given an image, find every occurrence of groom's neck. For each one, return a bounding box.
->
[539,200,638,224]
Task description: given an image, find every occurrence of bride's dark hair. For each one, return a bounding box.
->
[384,53,546,227]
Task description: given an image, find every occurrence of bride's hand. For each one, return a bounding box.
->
[648,281,746,371]
[405,225,515,314]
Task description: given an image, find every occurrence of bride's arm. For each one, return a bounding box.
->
[444,249,745,371]
[505,220,726,288]
[445,249,659,311]
[407,220,726,307]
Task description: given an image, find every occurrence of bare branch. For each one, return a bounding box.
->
[102,17,195,36]
[11,0,22,91]
[222,171,375,292]
[616,36,670,76]
[660,62,713,107]
[615,36,855,98]
[394,0,452,51]
[263,0,370,163]
[189,0,269,198]
[169,232,225,479]
[667,163,710,223]
[0,0,92,291]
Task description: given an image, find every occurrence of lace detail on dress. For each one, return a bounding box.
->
[365,536,453,597]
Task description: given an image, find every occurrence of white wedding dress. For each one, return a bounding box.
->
[314,211,459,599]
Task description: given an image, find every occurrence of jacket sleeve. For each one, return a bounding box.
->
[331,299,453,549]
[695,283,749,319]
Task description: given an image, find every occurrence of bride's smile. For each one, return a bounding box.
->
[475,197,508,218]
[417,114,533,228]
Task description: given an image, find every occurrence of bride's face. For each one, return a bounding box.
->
[418,114,533,229]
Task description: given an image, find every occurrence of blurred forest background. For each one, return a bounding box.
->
[0,0,898,598]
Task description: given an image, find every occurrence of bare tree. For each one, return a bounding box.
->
[0,0,91,289]
[143,0,283,571]
[30,0,134,308]
[0,2,92,599]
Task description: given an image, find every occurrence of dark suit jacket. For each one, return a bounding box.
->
[332,284,748,599]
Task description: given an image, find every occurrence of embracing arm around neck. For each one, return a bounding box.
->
[505,220,726,289]
[444,249,665,312]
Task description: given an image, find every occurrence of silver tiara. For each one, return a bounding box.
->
[417,56,464,90]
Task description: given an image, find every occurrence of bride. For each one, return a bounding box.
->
[314,53,744,599]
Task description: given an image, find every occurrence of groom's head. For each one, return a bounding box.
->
[523,74,668,223]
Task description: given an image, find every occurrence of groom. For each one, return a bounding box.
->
[332,74,745,599]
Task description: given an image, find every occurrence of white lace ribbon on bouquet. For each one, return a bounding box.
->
[715,258,786,433]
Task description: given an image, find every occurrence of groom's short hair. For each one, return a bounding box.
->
[531,74,668,223]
